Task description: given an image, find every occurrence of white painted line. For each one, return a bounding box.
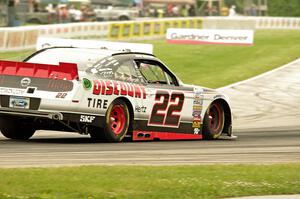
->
[217,58,300,91]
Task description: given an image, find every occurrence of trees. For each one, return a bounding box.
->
[268,0,300,17]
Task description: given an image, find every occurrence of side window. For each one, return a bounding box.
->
[136,60,178,86]
[114,61,139,83]
[138,62,169,84]
[166,73,175,85]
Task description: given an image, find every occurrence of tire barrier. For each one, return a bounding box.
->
[0,17,299,51]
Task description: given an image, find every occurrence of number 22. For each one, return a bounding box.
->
[149,90,185,127]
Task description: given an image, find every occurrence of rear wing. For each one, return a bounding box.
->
[0,60,78,81]
[36,37,153,54]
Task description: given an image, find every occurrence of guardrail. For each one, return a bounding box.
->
[0,16,299,51]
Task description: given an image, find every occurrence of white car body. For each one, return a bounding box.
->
[0,46,233,142]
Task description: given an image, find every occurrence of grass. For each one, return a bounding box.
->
[0,164,299,199]
[1,30,299,88]
[0,50,33,62]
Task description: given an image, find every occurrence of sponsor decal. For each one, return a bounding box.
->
[192,120,201,128]
[9,96,30,109]
[20,77,31,88]
[193,105,202,110]
[0,88,25,95]
[135,106,147,113]
[55,92,67,99]
[167,28,254,46]
[193,110,201,119]
[47,79,73,91]
[195,88,204,95]
[98,68,114,78]
[214,94,224,99]
[93,80,147,99]
[87,98,108,109]
[83,78,92,90]
[192,89,204,129]
[80,115,96,123]
[193,98,202,105]
[194,128,200,135]
[192,89,204,124]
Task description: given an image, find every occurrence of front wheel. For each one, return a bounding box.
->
[202,101,225,140]
[0,116,36,140]
[103,99,130,142]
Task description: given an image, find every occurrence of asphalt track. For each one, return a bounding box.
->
[0,59,300,168]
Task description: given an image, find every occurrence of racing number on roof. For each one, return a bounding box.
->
[149,90,185,127]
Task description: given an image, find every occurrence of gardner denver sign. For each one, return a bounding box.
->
[166,28,254,46]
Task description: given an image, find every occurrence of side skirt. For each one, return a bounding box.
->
[132,130,202,141]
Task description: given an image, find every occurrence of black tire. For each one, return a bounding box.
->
[0,116,35,140]
[202,101,225,140]
[89,126,105,141]
[103,99,130,142]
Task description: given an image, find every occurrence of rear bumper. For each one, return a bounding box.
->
[0,107,63,120]
[0,107,105,128]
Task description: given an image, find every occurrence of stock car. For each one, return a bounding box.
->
[0,43,234,142]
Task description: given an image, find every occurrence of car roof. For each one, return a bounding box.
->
[28,46,156,60]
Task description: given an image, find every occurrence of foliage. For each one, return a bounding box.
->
[268,0,300,17]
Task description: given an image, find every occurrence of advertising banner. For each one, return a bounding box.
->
[166,28,254,45]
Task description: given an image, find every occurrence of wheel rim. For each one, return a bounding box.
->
[109,105,126,135]
[208,103,223,133]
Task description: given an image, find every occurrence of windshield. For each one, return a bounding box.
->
[25,48,110,71]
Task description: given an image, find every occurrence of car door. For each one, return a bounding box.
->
[133,59,196,135]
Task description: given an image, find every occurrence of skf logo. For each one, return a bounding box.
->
[20,78,31,88]
[80,115,96,123]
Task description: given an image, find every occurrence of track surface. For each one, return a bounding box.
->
[0,59,300,167]
[0,128,300,167]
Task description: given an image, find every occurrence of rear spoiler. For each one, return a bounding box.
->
[36,37,153,54]
[0,60,78,81]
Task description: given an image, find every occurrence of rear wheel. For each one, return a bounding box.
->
[103,99,130,142]
[202,101,225,140]
[0,116,36,140]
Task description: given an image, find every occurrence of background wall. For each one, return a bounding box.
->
[0,16,299,51]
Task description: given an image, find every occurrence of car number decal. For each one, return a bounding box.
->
[148,90,185,128]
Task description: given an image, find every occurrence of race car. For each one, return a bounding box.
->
[0,40,234,142]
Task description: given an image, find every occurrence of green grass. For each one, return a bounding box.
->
[1,30,299,88]
[0,164,299,199]
[0,50,33,62]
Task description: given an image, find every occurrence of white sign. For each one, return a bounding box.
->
[36,37,153,54]
[166,28,254,46]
